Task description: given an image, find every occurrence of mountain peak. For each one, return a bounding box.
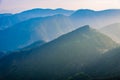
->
[80,25,90,30]
[64,25,92,37]
[73,9,95,14]
[75,25,91,32]
[71,9,95,17]
[55,8,64,11]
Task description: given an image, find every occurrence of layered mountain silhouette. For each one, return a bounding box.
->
[1,9,120,51]
[100,23,120,43]
[1,9,120,30]
[0,8,120,80]
[0,8,74,29]
[0,14,75,51]
[0,25,117,80]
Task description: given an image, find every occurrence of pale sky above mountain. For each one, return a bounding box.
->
[0,0,120,13]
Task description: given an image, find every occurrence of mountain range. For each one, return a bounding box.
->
[0,14,76,51]
[1,9,120,51]
[0,8,74,29]
[71,9,120,28]
[0,25,117,80]
[1,9,120,30]
[0,8,120,80]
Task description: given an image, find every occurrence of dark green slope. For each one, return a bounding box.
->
[85,47,120,79]
[0,25,117,80]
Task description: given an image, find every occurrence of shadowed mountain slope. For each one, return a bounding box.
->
[0,25,117,80]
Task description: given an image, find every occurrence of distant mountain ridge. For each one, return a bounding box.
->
[1,9,120,30]
[0,13,12,18]
[0,8,74,29]
[20,8,74,16]
[71,9,120,28]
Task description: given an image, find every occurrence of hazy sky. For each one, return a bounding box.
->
[0,0,120,13]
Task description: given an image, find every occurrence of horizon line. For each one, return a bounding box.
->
[1,8,120,14]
